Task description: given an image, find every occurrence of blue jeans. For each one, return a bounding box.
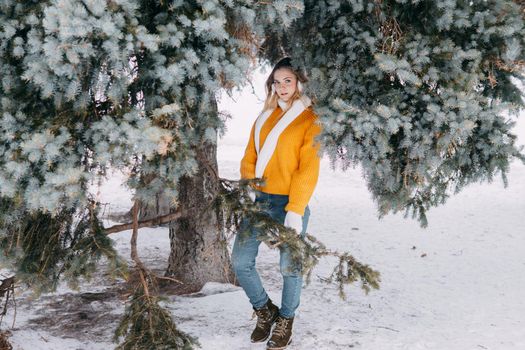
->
[231,191,310,318]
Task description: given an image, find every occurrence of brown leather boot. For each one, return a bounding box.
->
[251,299,279,343]
[266,315,294,349]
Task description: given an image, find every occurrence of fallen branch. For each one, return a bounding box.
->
[114,200,197,349]
[104,210,184,235]
[219,178,381,299]
[130,201,150,297]
[0,275,16,330]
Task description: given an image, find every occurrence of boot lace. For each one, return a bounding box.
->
[272,317,290,338]
[253,309,270,328]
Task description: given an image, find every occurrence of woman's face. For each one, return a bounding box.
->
[272,68,297,102]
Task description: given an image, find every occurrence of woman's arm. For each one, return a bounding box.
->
[240,122,257,180]
[285,119,322,216]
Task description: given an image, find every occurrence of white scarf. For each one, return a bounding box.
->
[254,96,312,179]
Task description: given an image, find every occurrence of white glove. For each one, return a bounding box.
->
[248,189,256,202]
[284,211,303,234]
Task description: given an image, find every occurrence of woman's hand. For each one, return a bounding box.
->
[248,189,256,202]
[284,211,303,234]
[240,188,257,205]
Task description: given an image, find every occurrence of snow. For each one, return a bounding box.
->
[2,69,525,349]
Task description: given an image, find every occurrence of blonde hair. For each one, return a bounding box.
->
[262,57,310,113]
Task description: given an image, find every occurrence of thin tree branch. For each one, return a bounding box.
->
[130,200,150,298]
[104,209,184,235]
[154,275,183,284]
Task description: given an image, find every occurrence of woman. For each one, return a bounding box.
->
[231,57,322,350]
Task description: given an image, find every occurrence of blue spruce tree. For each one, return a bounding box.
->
[0,0,309,348]
[260,0,525,226]
[1,0,524,348]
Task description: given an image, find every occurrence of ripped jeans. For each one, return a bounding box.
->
[231,191,310,318]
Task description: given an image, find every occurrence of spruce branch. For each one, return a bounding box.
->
[218,178,381,300]
[0,202,127,295]
[114,200,197,349]
[114,281,197,350]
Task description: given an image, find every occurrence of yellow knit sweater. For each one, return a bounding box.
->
[240,106,322,216]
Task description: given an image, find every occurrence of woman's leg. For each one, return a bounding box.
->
[231,217,269,309]
[279,205,310,318]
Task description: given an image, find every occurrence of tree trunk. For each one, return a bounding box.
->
[164,137,236,293]
[135,186,171,221]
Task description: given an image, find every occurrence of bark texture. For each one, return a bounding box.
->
[165,139,236,292]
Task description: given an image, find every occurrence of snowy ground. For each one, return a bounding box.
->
[2,72,525,349]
